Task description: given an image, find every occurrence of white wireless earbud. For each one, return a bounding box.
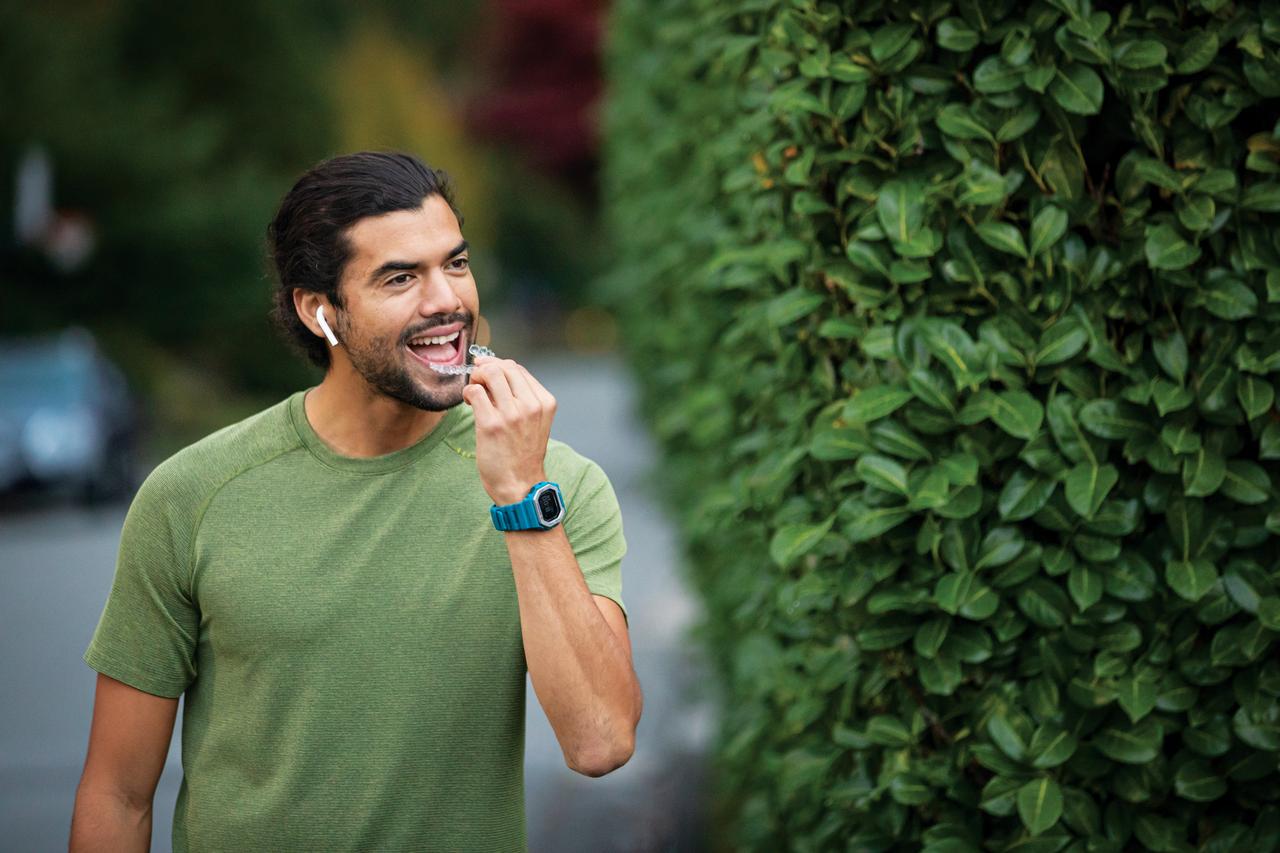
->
[316,305,339,347]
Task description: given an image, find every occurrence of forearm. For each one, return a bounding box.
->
[506,527,641,776]
[69,786,151,853]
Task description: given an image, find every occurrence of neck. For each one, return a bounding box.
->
[303,364,448,458]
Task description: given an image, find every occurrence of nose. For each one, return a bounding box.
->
[416,269,464,317]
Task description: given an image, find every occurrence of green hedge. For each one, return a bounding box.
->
[602,0,1280,849]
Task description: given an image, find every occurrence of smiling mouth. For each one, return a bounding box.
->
[405,328,466,370]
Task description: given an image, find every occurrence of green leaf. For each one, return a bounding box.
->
[1182,447,1226,496]
[1115,40,1167,69]
[766,289,826,325]
[768,518,834,569]
[973,55,1022,93]
[1176,193,1216,232]
[936,103,994,142]
[1047,394,1097,464]
[1064,461,1118,519]
[1237,375,1275,419]
[1175,31,1218,74]
[844,384,914,423]
[995,103,1041,143]
[844,502,914,542]
[981,775,1022,817]
[1116,674,1158,723]
[1029,206,1069,256]
[810,417,873,460]
[939,452,979,487]
[986,712,1028,761]
[1023,64,1056,93]
[1017,580,1070,628]
[1174,759,1227,802]
[1017,777,1063,835]
[908,367,957,413]
[1068,564,1104,611]
[975,526,1025,570]
[871,22,915,64]
[1222,460,1271,504]
[913,616,950,658]
[1241,182,1280,212]
[1134,814,1183,852]
[876,179,925,244]
[1160,421,1201,454]
[857,453,909,494]
[1079,399,1148,439]
[1233,706,1280,750]
[1035,318,1088,366]
[975,221,1029,258]
[917,654,963,695]
[991,390,1044,439]
[922,320,986,387]
[934,572,999,620]
[936,17,980,52]
[999,469,1057,520]
[1202,277,1258,319]
[1028,725,1078,769]
[959,160,1010,206]
[1153,332,1188,384]
[1258,597,1280,630]
[1093,718,1163,764]
[1051,64,1104,114]
[1166,497,1202,561]
[1153,380,1195,416]
[1144,224,1201,270]
[865,713,914,746]
[1166,558,1219,601]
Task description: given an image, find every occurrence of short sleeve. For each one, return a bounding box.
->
[84,464,200,698]
[561,458,627,621]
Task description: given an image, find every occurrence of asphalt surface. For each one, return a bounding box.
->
[0,355,713,852]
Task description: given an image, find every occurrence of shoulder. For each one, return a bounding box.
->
[132,393,302,520]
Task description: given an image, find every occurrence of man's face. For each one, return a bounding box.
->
[331,195,479,411]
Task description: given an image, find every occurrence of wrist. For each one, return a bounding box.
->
[489,475,547,506]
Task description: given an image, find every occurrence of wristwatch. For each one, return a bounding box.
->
[490,481,566,531]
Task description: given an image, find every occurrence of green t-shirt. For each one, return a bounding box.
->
[84,388,626,852]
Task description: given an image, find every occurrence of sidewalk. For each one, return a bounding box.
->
[522,354,714,852]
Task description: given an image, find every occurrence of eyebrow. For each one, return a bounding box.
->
[366,240,469,284]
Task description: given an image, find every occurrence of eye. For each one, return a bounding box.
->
[447,256,470,271]
[387,273,413,286]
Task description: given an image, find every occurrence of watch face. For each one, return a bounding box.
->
[536,488,562,520]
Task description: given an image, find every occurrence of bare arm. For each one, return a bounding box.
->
[70,673,179,852]
[464,356,642,776]
[506,527,642,775]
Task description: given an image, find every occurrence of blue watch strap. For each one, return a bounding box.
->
[491,482,564,531]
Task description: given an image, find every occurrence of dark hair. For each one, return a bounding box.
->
[266,151,464,368]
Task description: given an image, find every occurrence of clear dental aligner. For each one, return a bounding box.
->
[428,344,495,375]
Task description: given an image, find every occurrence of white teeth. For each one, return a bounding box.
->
[408,331,460,346]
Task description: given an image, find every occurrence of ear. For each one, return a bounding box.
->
[293,289,339,346]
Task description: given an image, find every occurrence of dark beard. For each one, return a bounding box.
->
[337,312,472,412]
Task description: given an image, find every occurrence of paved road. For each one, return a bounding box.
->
[0,355,712,851]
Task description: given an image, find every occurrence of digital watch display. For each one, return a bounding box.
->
[490,481,566,531]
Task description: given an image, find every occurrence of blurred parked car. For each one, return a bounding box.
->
[0,328,141,504]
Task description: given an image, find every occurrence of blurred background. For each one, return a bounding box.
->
[0,1,712,850]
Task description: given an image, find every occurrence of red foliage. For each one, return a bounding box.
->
[466,0,604,189]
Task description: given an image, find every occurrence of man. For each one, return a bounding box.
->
[69,151,641,852]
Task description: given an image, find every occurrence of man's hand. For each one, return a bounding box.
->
[462,356,557,504]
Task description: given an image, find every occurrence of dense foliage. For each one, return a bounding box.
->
[603,0,1280,849]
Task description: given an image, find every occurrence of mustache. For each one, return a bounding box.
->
[402,311,473,343]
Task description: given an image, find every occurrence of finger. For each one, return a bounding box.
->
[463,383,499,424]
[498,359,539,402]
[469,360,517,410]
[515,364,556,410]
